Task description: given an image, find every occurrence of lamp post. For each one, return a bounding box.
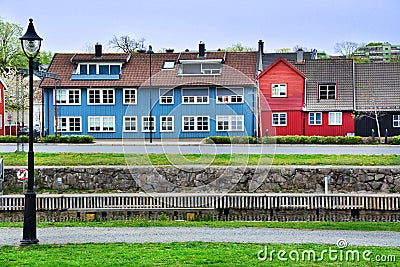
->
[146,45,154,143]
[20,18,42,245]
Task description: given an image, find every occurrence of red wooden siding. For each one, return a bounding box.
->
[257,58,306,137]
[304,111,354,136]
[0,82,5,136]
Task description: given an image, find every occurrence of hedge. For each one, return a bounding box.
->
[0,135,94,144]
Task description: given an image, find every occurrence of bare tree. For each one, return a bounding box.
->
[334,41,360,57]
[293,45,308,52]
[109,35,145,53]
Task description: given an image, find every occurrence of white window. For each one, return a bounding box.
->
[88,89,114,105]
[123,116,137,132]
[329,112,342,125]
[78,63,121,75]
[159,88,174,104]
[393,115,400,127]
[216,115,244,131]
[182,88,209,104]
[88,116,115,132]
[142,116,156,132]
[163,61,175,69]
[309,112,322,125]
[54,89,81,105]
[123,89,137,105]
[0,115,2,129]
[178,61,222,75]
[319,83,336,100]
[271,84,287,97]
[272,113,287,126]
[55,117,81,132]
[182,116,209,132]
[160,116,174,132]
[216,88,244,103]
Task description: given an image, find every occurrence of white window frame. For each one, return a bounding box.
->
[160,116,174,132]
[55,116,82,132]
[271,84,287,97]
[328,112,342,125]
[159,88,174,104]
[216,87,244,104]
[393,115,400,127]
[0,115,2,130]
[309,112,322,125]
[123,88,137,105]
[178,60,222,75]
[88,116,115,132]
[216,115,244,131]
[319,83,336,100]
[182,88,209,104]
[77,63,122,75]
[141,116,156,132]
[272,113,287,126]
[87,88,115,105]
[123,116,138,132]
[182,116,209,132]
[54,89,81,105]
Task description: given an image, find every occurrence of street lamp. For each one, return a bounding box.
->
[20,18,42,245]
[146,45,154,143]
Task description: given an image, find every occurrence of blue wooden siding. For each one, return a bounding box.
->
[44,86,256,139]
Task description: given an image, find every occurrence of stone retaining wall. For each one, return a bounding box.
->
[3,166,400,193]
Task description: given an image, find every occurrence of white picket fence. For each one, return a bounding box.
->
[1,193,400,212]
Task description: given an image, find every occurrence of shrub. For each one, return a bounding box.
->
[391,136,400,145]
[39,135,94,143]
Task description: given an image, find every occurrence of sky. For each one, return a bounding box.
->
[1,0,399,55]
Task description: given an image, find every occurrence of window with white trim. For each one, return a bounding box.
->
[328,112,342,125]
[88,89,114,104]
[309,112,322,125]
[88,116,115,132]
[182,88,209,104]
[272,113,287,126]
[78,63,121,75]
[159,88,174,104]
[319,83,336,100]
[160,116,174,132]
[56,116,81,132]
[0,115,2,130]
[271,84,287,97]
[142,116,156,132]
[123,116,137,132]
[216,115,244,131]
[393,115,400,127]
[216,88,244,103]
[182,116,209,131]
[54,89,81,105]
[123,89,137,104]
[178,61,222,75]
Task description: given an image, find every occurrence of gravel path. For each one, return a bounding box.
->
[1,227,399,247]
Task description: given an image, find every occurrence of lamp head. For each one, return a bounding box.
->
[20,19,42,59]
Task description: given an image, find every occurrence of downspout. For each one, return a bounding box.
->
[256,40,264,138]
[303,78,307,135]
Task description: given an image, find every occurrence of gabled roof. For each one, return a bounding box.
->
[257,57,306,80]
[293,59,354,111]
[262,52,314,69]
[355,62,400,111]
[41,51,257,88]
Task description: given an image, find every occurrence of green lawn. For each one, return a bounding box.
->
[0,242,398,266]
[1,221,399,232]
[1,152,399,166]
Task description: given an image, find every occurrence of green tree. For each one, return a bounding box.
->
[0,18,26,70]
[37,50,53,66]
[275,48,291,53]
[225,43,255,52]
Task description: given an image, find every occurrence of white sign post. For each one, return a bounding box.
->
[17,169,28,192]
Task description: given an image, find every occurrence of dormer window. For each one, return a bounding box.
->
[72,63,122,80]
[177,59,222,75]
[163,61,175,69]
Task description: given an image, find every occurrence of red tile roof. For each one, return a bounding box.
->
[41,51,257,88]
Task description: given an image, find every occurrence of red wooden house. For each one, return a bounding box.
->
[257,57,306,136]
[0,78,5,136]
[257,50,355,137]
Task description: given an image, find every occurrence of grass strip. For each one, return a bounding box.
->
[1,152,399,166]
[0,242,399,266]
[1,221,399,232]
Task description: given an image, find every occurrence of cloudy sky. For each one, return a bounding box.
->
[1,0,398,55]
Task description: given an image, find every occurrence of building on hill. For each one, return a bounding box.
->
[353,42,400,62]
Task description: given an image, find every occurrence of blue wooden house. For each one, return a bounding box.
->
[40,43,258,139]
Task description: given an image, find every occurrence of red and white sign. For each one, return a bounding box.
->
[17,169,28,182]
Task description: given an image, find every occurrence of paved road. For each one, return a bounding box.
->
[1,227,399,247]
[1,142,399,154]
